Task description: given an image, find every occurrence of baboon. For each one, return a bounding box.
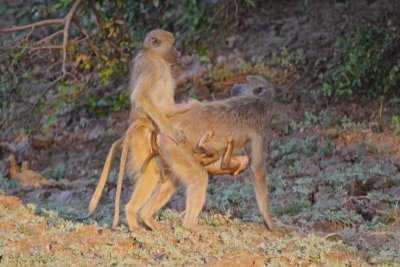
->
[139,75,277,231]
[88,29,206,230]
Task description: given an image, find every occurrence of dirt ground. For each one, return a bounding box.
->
[1,1,400,266]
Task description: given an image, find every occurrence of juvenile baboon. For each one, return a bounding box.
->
[88,29,205,230]
[139,75,277,231]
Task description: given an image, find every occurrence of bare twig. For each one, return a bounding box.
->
[62,0,83,75]
[73,17,100,57]
[35,30,64,45]
[0,19,64,32]
[89,0,105,34]
[28,45,63,52]
[33,74,66,110]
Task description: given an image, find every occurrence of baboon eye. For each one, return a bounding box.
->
[253,87,264,95]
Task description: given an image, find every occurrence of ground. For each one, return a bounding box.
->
[1,0,400,266]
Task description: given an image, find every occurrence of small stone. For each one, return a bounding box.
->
[54,190,73,204]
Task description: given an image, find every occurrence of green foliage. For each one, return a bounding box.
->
[321,24,400,98]
[86,91,129,117]
[271,47,305,70]
[274,201,311,216]
[0,174,20,190]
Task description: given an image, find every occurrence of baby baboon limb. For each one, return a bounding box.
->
[193,131,220,166]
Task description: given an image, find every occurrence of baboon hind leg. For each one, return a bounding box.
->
[140,179,177,230]
[88,138,123,216]
[124,127,161,231]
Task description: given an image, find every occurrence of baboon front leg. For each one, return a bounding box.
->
[88,138,123,216]
[157,134,208,231]
[140,179,177,230]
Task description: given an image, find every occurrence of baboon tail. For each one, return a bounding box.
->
[88,138,123,216]
[112,124,136,228]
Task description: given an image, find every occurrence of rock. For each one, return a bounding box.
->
[87,125,104,141]
[54,190,73,204]
[306,164,320,176]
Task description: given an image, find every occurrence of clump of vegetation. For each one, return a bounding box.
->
[0,0,254,131]
[321,24,400,98]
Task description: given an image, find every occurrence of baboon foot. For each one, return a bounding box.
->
[125,209,141,232]
[232,155,250,176]
[182,223,212,233]
[141,215,163,231]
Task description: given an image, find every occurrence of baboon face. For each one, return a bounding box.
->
[145,29,181,64]
[231,75,275,98]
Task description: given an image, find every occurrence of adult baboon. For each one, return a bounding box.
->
[138,75,276,231]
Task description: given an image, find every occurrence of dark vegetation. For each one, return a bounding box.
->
[0,0,399,265]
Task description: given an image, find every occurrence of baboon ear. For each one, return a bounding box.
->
[150,37,161,48]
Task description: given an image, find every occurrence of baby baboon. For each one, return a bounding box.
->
[139,75,277,231]
[193,131,249,176]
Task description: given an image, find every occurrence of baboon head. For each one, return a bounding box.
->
[231,75,275,98]
[144,29,181,65]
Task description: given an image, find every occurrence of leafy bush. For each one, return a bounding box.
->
[321,24,400,98]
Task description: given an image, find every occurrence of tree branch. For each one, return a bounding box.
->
[0,19,64,32]
[62,0,83,75]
